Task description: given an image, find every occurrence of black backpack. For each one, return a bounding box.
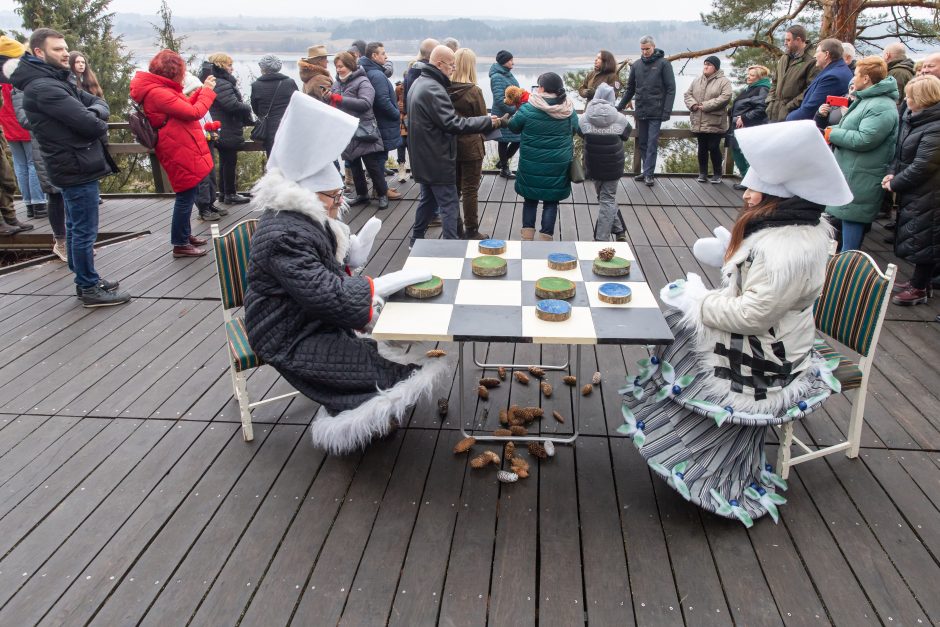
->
[127,97,165,150]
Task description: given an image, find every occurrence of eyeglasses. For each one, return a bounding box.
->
[319,190,345,201]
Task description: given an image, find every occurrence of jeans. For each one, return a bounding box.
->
[839,220,867,252]
[593,179,625,240]
[8,140,45,206]
[412,183,460,244]
[216,146,238,196]
[522,198,559,236]
[195,173,216,211]
[351,151,388,197]
[47,192,66,240]
[456,159,483,230]
[171,186,198,246]
[60,181,101,289]
[695,133,723,177]
[636,119,663,177]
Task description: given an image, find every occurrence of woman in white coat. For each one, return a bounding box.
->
[620,120,852,526]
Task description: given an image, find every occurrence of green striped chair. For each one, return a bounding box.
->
[777,248,896,478]
[212,220,299,442]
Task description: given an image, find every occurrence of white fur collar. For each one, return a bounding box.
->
[2,57,19,79]
[721,218,833,286]
[251,169,351,265]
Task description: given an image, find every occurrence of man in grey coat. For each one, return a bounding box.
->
[406,45,501,245]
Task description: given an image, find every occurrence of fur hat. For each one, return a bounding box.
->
[496,50,513,66]
[258,54,282,74]
[737,120,853,206]
[267,91,358,193]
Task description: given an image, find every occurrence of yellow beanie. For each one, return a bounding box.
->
[0,36,26,59]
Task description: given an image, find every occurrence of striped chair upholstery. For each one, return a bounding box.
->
[213,219,258,310]
[814,250,890,357]
[226,316,261,372]
[812,338,863,391]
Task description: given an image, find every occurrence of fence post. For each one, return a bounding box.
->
[148,153,169,194]
[632,138,641,174]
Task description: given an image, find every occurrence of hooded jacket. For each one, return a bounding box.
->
[786,58,853,121]
[129,70,216,192]
[488,62,522,142]
[729,77,771,135]
[7,54,115,188]
[578,83,632,181]
[578,69,619,102]
[887,57,916,102]
[298,60,332,101]
[199,61,252,149]
[616,49,676,121]
[766,47,818,121]
[447,81,487,161]
[825,76,899,224]
[407,63,492,186]
[684,69,733,133]
[249,72,297,145]
[508,94,579,201]
[889,102,940,265]
[0,83,29,142]
[359,57,401,151]
[332,67,384,160]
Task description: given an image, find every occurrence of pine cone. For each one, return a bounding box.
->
[478,385,489,400]
[592,371,602,385]
[562,375,577,386]
[426,349,447,358]
[479,377,502,388]
[552,410,565,424]
[510,425,528,436]
[494,428,513,436]
[518,406,544,423]
[528,442,548,459]
[514,371,530,385]
[540,381,553,397]
[598,247,616,261]
[470,450,501,468]
[497,470,519,483]
[581,383,593,396]
[453,436,475,453]
[516,468,530,479]
[497,366,507,381]
[437,398,449,418]
[544,440,556,457]
[499,408,509,425]
[504,441,516,460]
[528,366,545,378]
[510,455,530,474]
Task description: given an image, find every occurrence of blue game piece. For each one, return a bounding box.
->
[535,299,572,321]
[598,282,632,304]
[547,253,576,264]
[480,238,505,249]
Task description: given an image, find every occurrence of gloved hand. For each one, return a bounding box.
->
[692,226,731,268]
[660,272,709,313]
[347,217,382,269]
[372,268,433,298]
[329,93,343,106]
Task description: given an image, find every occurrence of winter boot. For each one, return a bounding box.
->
[891,287,928,306]
[0,222,21,236]
[614,232,628,242]
[344,167,354,188]
[189,234,208,246]
[74,278,120,297]
[499,164,515,179]
[79,285,131,308]
[32,203,47,219]
[696,173,708,183]
[26,204,35,218]
[377,195,389,210]
[892,281,933,298]
[198,209,221,222]
[397,163,408,183]
[520,227,535,241]
[223,194,250,204]
[464,229,490,240]
[173,244,208,258]
[538,232,553,241]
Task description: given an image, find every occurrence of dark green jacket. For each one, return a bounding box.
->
[826,76,900,224]
[766,48,817,121]
[508,98,579,202]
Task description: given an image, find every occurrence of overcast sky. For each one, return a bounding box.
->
[109,0,706,22]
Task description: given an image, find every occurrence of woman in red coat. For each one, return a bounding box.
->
[129,50,217,257]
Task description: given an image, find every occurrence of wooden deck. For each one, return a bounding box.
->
[0,174,939,626]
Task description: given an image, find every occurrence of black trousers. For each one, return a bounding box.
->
[911,263,936,290]
[216,146,238,196]
[351,151,388,197]
[696,133,723,177]
[497,141,519,166]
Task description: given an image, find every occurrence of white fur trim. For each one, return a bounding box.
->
[251,169,350,265]
[2,57,20,79]
[309,343,450,455]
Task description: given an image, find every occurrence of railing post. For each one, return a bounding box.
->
[632,138,641,174]
[148,153,169,194]
[724,143,735,177]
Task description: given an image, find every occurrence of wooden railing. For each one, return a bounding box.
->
[107,109,736,193]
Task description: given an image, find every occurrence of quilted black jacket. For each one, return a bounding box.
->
[199,62,253,149]
[244,208,416,413]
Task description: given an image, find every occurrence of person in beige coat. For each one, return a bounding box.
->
[684,56,733,182]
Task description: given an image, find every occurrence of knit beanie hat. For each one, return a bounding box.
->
[258,54,282,74]
[704,55,721,70]
[496,50,513,66]
[0,36,25,59]
[594,82,616,104]
[182,72,203,95]
[537,72,565,97]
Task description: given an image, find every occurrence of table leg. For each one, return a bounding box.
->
[471,342,569,371]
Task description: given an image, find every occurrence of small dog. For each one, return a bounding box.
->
[503,85,530,108]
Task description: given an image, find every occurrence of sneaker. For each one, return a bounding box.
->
[499,166,515,179]
[696,174,708,183]
[345,194,369,207]
[198,210,221,222]
[211,204,229,217]
[891,287,928,306]
[710,176,722,184]
[384,167,396,177]
[223,194,250,204]
[633,174,645,181]
[377,195,389,210]
[189,234,208,246]
[172,244,208,258]
[644,176,655,187]
[52,240,68,262]
[79,285,130,308]
[75,278,120,297]
[397,164,408,183]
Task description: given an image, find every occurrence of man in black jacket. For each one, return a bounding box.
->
[406,45,499,244]
[616,35,676,186]
[10,28,128,307]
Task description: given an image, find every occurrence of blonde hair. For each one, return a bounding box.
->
[208,52,233,68]
[746,65,770,78]
[855,55,887,85]
[905,74,940,109]
[452,48,477,84]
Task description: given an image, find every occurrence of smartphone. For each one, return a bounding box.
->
[826,95,849,107]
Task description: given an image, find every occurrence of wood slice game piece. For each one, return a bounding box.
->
[592,256,631,277]
[535,277,576,300]
[547,252,578,271]
[535,299,572,322]
[405,275,444,298]
[471,255,508,277]
[598,282,632,304]
[478,238,507,255]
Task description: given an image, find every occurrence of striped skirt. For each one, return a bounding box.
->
[622,311,833,526]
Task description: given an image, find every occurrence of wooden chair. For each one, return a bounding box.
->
[211,220,299,441]
[776,249,896,478]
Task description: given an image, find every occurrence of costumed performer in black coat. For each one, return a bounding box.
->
[245,92,447,454]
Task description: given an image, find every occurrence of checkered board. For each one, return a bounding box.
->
[370,240,674,345]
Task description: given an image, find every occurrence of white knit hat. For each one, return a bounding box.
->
[181,72,202,95]
[267,91,358,193]
[737,120,853,206]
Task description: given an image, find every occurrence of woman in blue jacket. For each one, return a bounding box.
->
[489,50,521,178]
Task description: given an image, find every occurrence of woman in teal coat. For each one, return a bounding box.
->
[508,72,579,240]
[825,56,900,251]
[489,50,522,178]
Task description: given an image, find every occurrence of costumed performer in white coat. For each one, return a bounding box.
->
[244,91,446,454]
[619,120,852,526]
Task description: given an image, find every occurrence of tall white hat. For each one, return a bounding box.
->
[737,120,853,206]
[267,91,358,193]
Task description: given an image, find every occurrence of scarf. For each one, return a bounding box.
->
[528,93,574,119]
[743,196,823,239]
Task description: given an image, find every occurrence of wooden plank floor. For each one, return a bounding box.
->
[1,174,938,626]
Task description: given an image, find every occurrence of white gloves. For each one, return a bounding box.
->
[660,272,709,313]
[692,226,731,269]
[347,217,382,269]
[372,268,432,298]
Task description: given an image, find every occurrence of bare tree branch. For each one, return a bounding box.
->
[862,0,939,7]
[765,0,816,36]
[667,39,783,62]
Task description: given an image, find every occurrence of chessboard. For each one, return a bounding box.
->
[370,240,674,346]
